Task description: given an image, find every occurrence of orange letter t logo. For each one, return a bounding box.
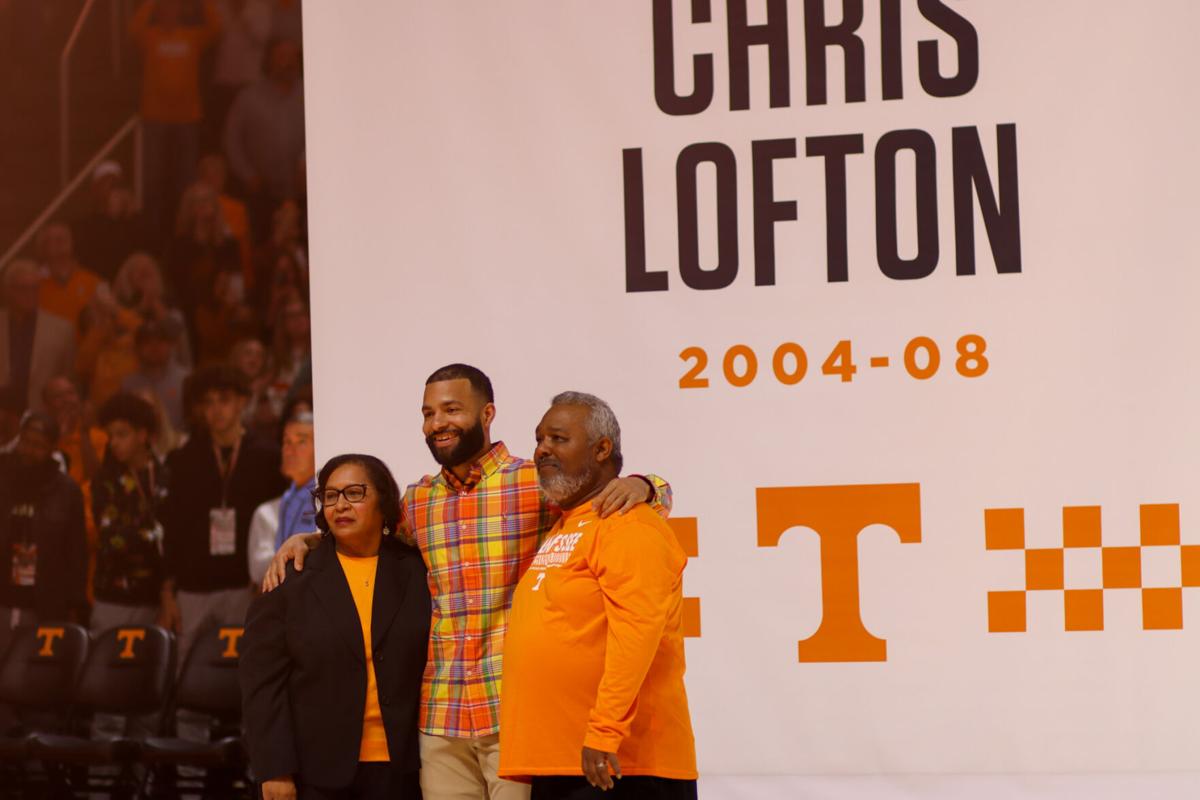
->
[757,483,921,662]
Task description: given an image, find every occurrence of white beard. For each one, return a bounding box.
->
[539,467,594,506]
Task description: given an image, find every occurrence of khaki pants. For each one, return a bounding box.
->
[419,732,531,800]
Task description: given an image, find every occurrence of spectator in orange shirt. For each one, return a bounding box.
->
[41,375,107,486]
[500,393,697,800]
[75,284,142,407]
[197,153,255,293]
[36,221,103,331]
[129,0,222,234]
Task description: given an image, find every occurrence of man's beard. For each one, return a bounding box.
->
[425,418,486,467]
[538,462,598,507]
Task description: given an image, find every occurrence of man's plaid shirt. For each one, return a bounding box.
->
[401,441,671,738]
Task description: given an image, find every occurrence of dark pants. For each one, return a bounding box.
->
[299,764,421,800]
[531,776,698,800]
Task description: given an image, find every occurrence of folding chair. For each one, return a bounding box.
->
[0,623,89,799]
[141,622,251,799]
[28,624,174,799]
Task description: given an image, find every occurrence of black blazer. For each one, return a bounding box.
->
[239,535,430,788]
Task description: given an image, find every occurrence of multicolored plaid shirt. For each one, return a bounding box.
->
[400,441,671,738]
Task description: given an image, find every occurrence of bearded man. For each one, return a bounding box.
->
[498,391,697,800]
[267,366,674,800]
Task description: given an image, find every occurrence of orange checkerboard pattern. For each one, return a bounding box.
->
[986,504,1192,632]
[667,517,702,638]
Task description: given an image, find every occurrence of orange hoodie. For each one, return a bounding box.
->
[499,502,697,781]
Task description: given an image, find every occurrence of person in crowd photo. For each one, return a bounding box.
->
[197,152,255,290]
[36,221,103,333]
[241,453,430,800]
[112,251,194,366]
[91,391,168,631]
[159,364,285,660]
[122,318,190,433]
[0,259,76,413]
[223,35,306,237]
[267,297,309,402]
[267,364,670,800]
[229,335,277,434]
[75,282,143,408]
[72,161,152,282]
[41,375,106,486]
[208,0,273,148]
[194,268,256,365]
[129,0,222,236]
[247,399,314,583]
[0,411,88,650]
[499,393,697,800]
[169,180,243,327]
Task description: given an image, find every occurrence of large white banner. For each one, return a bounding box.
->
[304,2,1200,795]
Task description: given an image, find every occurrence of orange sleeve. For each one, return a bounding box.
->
[583,520,685,753]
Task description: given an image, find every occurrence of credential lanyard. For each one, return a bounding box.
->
[213,439,241,508]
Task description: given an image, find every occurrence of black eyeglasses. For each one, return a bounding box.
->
[312,484,369,508]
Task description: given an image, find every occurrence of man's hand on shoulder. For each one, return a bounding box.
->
[593,476,653,518]
[261,532,322,592]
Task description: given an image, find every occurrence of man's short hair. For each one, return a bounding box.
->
[98,392,159,436]
[190,364,251,398]
[19,410,60,443]
[425,363,494,404]
[549,391,624,473]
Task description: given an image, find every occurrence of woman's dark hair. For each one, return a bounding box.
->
[313,454,403,539]
[191,363,251,398]
[98,392,159,436]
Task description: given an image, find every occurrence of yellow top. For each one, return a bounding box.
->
[336,551,390,762]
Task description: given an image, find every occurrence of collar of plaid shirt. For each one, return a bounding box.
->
[437,439,508,494]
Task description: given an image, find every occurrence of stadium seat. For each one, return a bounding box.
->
[0,623,89,798]
[28,624,174,798]
[141,623,251,798]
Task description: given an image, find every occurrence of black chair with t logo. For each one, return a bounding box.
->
[28,624,174,798]
[141,622,251,798]
[0,623,89,798]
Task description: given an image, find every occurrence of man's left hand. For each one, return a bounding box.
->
[581,746,621,790]
[593,476,652,518]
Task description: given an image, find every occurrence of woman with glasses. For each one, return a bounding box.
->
[241,454,430,800]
